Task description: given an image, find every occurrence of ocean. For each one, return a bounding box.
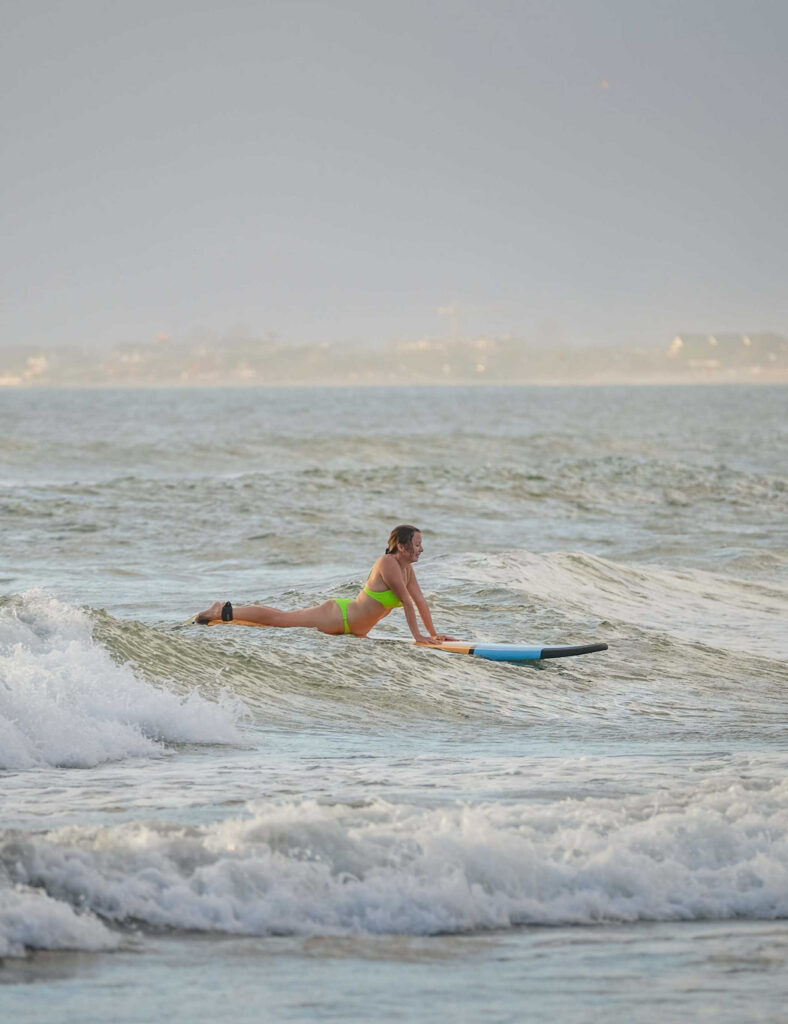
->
[1,384,787,1023]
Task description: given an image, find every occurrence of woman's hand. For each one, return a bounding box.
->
[431,634,456,642]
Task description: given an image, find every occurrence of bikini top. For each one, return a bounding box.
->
[363,585,403,609]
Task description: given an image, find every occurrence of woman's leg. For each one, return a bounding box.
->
[196,599,346,634]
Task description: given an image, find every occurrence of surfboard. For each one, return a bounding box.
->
[187,617,607,663]
[411,640,608,663]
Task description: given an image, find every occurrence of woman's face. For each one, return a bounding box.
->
[405,532,423,562]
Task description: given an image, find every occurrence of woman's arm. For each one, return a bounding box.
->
[407,574,456,643]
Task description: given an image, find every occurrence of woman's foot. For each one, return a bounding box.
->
[195,601,233,624]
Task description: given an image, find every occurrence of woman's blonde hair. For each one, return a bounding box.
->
[386,524,420,554]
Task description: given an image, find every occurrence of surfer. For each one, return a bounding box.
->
[195,525,455,645]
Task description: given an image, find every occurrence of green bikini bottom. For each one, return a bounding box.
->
[334,598,352,634]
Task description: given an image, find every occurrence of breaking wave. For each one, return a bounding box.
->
[0,591,242,770]
[2,769,787,953]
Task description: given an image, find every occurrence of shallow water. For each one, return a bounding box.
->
[1,385,787,1020]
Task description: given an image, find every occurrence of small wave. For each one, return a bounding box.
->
[447,551,788,660]
[2,773,787,951]
[101,612,514,727]
[0,591,242,770]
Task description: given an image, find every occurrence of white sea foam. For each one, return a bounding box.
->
[3,774,787,949]
[0,884,119,958]
[0,590,242,769]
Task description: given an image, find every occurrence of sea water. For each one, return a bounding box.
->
[1,384,787,1023]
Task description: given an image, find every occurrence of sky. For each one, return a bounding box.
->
[2,0,787,351]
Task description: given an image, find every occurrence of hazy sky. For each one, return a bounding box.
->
[3,0,787,350]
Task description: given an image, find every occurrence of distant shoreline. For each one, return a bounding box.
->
[3,376,787,391]
[3,334,786,390]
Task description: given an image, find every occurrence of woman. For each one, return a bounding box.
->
[195,525,455,645]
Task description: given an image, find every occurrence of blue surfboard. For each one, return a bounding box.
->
[413,640,608,663]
